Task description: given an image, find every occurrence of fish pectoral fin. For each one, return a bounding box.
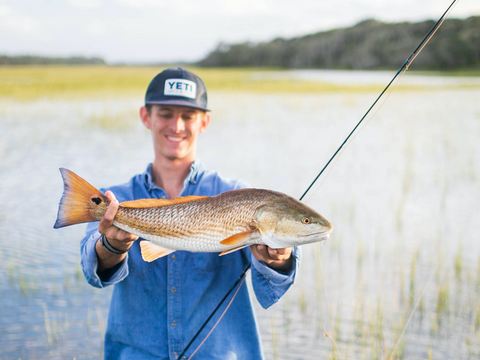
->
[219,245,248,256]
[219,229,256,246]
[140,241,176,262]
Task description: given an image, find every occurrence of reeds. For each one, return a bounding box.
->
[0,66,444,101]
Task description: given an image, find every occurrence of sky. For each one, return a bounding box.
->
[1,0,478,64]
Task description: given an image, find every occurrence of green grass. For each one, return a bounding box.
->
[0,65,461,100]
[87,108,138,131]
[415,69,480,77]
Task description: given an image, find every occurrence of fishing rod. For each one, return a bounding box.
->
[177,264,251,359]
[300,0,458,201]
[179,0,458,358]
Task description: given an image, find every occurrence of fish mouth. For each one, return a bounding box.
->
[301,229,333,241]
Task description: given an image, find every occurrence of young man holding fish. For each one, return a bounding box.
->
[73,68,328,359]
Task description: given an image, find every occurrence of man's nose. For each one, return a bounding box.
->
[171,116,185,132]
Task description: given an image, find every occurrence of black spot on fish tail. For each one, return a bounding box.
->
[91,197,102,205]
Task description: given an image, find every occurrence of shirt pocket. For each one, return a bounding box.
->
[191,252,235,273]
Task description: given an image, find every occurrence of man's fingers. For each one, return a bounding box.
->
[267,247,292,260]
[105,228,139,243]
[250,245,267,262]
[250,245,294,272]
[267,247,283,260]
[104,190,117,202]
[275,248,288,255]
[251,245,292,262]
[98,190,122,236]
[124,231,139,242]
[256,245,270,259]
[101,192,119,224]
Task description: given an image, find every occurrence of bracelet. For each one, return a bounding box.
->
[100,234,129,255]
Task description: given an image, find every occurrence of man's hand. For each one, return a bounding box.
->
[95,191,139,270]
[99,191,139,249]
[250,245,293,272]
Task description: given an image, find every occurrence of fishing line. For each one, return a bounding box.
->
[324,332,342,359]
[305,69,408,357]
[188,275,248,360]
[315,244,344,360]
[178,264,250,359]
[389,255,443,358]
[301,64,408,204]
[302,0,457,356]
[179,0,458,356]
[299,0,459,202]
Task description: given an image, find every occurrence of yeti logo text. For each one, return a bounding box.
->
[164,79,197,99]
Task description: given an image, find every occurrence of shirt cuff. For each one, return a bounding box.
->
[251,246,301,309]
[80,229,129,288]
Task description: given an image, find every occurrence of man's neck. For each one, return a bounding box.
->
[151,156,194,199]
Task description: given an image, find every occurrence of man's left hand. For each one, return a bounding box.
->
[250,245,293,272]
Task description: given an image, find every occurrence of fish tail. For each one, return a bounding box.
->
[53,168,109,229]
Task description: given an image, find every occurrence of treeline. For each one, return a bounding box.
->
[198,16,480,70]
[0,56,106,65]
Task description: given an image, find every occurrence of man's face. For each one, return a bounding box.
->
[141,105,210,161]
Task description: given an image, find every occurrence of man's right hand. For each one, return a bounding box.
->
[95,190,139,271]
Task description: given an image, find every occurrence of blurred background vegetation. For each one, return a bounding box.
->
[199,17,480,70]
[1,17,478,71]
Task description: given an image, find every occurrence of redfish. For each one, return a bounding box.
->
[54,168,333,262]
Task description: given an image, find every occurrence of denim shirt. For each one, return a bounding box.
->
[80,161,301,360]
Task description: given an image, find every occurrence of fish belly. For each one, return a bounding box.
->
[112,192,271,252]
[115,221,263,252]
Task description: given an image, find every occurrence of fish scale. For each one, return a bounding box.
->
[114,193,262,252]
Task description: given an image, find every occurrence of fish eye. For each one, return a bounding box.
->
[302,217,311,224]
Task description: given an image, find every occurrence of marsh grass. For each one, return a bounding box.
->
[270,315,279,360]
[42,304,53,346]
[88,108,138,131]
[0,66,455,101]
[436,281,450,327]
[298,290,308,315]
[2,72,479,359]
[454,242,463,282]
[409,249,420,307]
[418,70,480,77]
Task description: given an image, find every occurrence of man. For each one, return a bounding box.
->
[81,68,300,359]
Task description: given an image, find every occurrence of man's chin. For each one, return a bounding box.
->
[162,150,190,161]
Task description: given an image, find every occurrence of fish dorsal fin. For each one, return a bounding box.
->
[219,245,248,256]
[121,195,208,209]
[220,229,256,246]
[140,241,176,262]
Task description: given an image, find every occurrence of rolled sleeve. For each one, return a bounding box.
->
[251,246,301,309]
[80,223,129,288]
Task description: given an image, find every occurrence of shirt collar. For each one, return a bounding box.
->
[143,160,204,192]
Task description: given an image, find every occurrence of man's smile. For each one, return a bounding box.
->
[166,134,185,143]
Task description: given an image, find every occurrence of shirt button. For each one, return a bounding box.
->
[172,254,176,260]
[162,195,166,199]
[174,353,178,359]
[172,320,177,327]
[172,287,177,293]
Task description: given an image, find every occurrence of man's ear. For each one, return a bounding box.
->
[199,112,210,134]
[140,106,152,129]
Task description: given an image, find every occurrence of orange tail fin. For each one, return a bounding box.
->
[53,168,109,229]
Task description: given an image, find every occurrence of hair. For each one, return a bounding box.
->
[145,104,153,115]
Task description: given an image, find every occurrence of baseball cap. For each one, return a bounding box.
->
[145,68,210,111]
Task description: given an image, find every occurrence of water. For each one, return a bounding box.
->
[1,70,479,359]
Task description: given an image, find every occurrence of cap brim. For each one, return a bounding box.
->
[145,99,210,112]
